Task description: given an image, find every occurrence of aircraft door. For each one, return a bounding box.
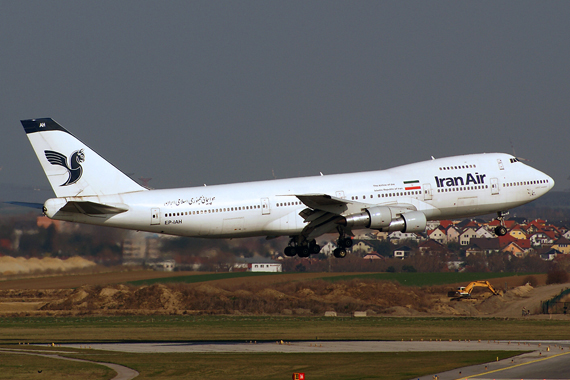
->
[491,178,500,195]
[423,184,432,201]
[151,208,160,225]
[261,198,270,215]
[497,159,504,170]
[335,191,345,199]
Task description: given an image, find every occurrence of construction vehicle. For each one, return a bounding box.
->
[448,281,502,300]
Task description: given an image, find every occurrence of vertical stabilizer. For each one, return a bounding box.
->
[21,118,146,198]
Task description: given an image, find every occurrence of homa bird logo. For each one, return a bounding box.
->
[44,149,85,186]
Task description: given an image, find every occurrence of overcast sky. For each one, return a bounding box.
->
[1,1,569,195]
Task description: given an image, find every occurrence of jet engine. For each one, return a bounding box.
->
[339,206,427,233]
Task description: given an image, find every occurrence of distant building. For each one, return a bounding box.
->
[147,259,176,271]
[234,257,282,272]
[393,245,413,259]
[352,241,374,254]
[122,232,162,265]
[552,237,570,254]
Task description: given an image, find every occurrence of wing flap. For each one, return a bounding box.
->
[294,194,350,214]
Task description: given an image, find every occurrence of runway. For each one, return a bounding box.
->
[60,340,570,379]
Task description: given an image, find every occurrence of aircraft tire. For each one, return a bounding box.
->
[343,237,353,248]
[495,225,508,236]
[333,248,347,258]
[298,246,310,258]
[284,246,296,257]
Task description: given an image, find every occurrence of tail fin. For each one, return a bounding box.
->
[21,118,146,198]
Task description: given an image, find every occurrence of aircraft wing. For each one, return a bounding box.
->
[5,201,44,210]
[294,193,418,240]
[295,194,350,214]
[294,194,357,240]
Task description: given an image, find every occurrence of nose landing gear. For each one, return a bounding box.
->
[494,211,509,236]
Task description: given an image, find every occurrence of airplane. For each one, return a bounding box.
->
[19,118,554,258]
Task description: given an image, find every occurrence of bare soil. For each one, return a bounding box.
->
[1,271,568,319]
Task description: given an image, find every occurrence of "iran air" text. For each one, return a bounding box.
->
[435,173,486,188]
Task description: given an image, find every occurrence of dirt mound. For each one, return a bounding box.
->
[0,256,96,275]
[1,273,568,318]
[507,284,533,297]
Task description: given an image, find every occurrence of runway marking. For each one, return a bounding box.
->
[453,350,570,380]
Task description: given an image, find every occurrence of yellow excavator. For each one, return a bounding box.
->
[448,281,502,300]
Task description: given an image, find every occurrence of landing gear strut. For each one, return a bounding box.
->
[333,230,352,258]
[494,211,508,236]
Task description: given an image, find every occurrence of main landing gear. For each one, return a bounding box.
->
[494,211,508,236]
[333,236,352,258]
[284,238,321,258]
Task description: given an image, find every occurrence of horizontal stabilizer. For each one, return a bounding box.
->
[5,201,44,210]
[59,201,128,215]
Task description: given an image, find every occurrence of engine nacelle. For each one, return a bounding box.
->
[380,210,427,233]
[340,207,427,233]
[341,206,393,229]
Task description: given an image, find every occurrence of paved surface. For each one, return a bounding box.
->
[60,339,561,354]
[0,348,139,380]
[60,340,570,379]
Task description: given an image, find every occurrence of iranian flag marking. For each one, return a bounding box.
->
[404,180,421,190]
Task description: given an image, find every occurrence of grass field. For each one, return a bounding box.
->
[127,271,278,286]
[127,271,535,287]
[2,315,569,343]
[0,348,523,380]
[0,351,113,380]
[321,272,536,287]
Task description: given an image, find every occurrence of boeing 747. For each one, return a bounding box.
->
[19,118,554,258]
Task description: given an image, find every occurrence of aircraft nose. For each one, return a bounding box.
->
[548,175,555,190]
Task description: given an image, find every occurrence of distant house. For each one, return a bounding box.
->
[320,241,337,256]
[234,257,282,272]
[446,225,461,243]
[475,226,494,239]
[466,238,501,256]
[393,246,413,259]
[530,232,554,246]
[502,241,525,257]
[363,253,384,260]
[428,228,447,244]
[508,225,527,240]
[537,247,562,261]
[147,259,176,271]
[418,240,447,255]
[352,241,375,254]
[516,239,532,254]
[552,237,570,255]
[437,220,455,229]
[459,228,478,246]
[388,231,420,244]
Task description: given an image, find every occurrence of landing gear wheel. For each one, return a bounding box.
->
[333,248,347,258]
[298,246,310,258]
[495,225,507,236]
[337,237,352,249]
[308,240,321,254]
[284,246,296,257]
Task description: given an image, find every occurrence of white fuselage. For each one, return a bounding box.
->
[45,153,554,238]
